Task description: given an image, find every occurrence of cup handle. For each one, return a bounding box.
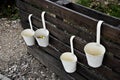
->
[70,35,75,54]
[96,20,104,44]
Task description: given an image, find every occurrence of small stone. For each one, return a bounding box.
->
[0,74,11,80]
[0,18,60,80]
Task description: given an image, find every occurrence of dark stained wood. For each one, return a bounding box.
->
[28,47,86,80]
[23,0,120,44]
[64,3,120,27]
[17,1,120,59]
[20,9,120,69]
[28,45,104,80]
[20,10,120,74]
[22,21,120,80]
[28,46,87,80]
[17,0,120,80]
[28,43,120,80]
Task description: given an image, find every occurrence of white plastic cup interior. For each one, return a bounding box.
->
[84,42,106,68]
[34,28,49,47]
[21,29,35,46]
[60,52,77,73]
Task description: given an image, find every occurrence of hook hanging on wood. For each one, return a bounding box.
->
[96,20,104,44]
[70,35,75,54]
[28,14,33,30]
[41,11,46,29]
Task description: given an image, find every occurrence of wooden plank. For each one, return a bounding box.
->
[28,46,87,80]
[34,44,105,80]
[22,0,120,44]
[21,22,105,80]
[28,43,120,80]
[17,0,120,58]
[20,10,120,70]
[22,22,120,80]
[48,35,120,80]
[17,1,120,59]
[20,11,120,74]
[95,66,120,80]
[27,42,103,80]
[28,45,104,80]
[64,3,120,27]
[21,21,87,63]
[17,0,120,79]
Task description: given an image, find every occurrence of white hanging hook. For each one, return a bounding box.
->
[41,11,46,29]
[70,35,75,54]
[96,20,104,44]
[28,14,33,30]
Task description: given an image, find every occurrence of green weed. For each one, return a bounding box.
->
[77,0,120,18]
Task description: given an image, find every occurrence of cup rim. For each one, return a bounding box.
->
[84,42,106,56]
[60,52,77,62]
[34,28,49,37]
[21,29,35,36]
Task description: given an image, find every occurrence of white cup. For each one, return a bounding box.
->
[84,42,106,68]
[21,29,35,46]
[34,28,49,47]
[60,52,77,73]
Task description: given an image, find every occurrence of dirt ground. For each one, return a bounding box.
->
[0,18,60,80]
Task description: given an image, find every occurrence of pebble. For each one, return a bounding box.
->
[0,18,60,80]
[0,74,11,80]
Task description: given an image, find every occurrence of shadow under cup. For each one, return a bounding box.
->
[34,29,49,47]
[84,42,106,68]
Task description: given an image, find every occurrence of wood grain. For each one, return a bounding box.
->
[17,0,120,80]
[23,0,120,44]
[17,0,120,59]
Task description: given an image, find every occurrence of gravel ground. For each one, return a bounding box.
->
[0,18,60,80]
